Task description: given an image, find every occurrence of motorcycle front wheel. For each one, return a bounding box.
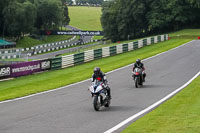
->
[135,77,139,88]
[93,95,100,111]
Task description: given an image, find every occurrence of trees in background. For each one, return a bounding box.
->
[36,0,64,30]
[3,0,36,39]
[0,0,70,39]
[63,6,70,25]
[101,0,148,42]
[0,0,12,38]
[147,0,200,33]
[187,0,200,7]
[101,0,200,42]
[1,0,200,42]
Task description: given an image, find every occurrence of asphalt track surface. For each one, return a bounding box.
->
[0,40,200,133]
[28,41,98,60]
[29,25,93,60]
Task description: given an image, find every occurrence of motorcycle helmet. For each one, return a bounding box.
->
[136,59,141,64]
[94,67,101,75]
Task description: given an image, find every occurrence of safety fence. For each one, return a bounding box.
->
[0,34,168,80]
[0,36,98,59]
[0,37,100,60]
[61,34,168,69]
[0,36,74,54]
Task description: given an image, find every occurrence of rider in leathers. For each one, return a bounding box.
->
[92,67,111,98]
[133,59,146,82]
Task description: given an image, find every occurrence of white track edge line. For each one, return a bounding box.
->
[0,40,194,104]
[104,70,200,133]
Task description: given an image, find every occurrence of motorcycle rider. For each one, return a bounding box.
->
[132,59,146,82]
[92,67,111,99]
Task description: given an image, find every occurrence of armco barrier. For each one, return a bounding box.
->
[158,35,161,42]
[84,50,94,62]
[102,47,110,57]
[62,54,74,68]
[94,49,102,59]
[154,36,158,43]
[122,44,128,52]
[133,41,138,49]
[117,44,123,54]
[50,57,62,70]
[147,38,151,45]
[110,46,117,56]
[0,36,98,59]
[0,34,169,80]
[74,52,84,65]
[164,35,167,41]
[0,54,20,59]
[138,40,143,48]
[143,39,147,46]
[0,36,77,59]
[151,37,154,44]
[61,34,169,69]
[128,42,133,51]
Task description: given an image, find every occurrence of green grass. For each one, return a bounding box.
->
[120,29,200,133]
[68,6,102,30]
[169,29,200,39]
[15,6,102,48]
[16,35,73,48]
[93,36,104,40]
[0,38,191,101]
[122,76,200,133]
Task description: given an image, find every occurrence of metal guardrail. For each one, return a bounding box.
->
[0,34,168,80]
[61,34,169,69]
[50,57,62,70]
[0,37,99,59]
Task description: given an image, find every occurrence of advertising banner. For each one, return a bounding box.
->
[0,65,11,79]
[0,59,51,79]
[40,30,104,36]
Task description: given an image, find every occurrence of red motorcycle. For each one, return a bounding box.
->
[132,67,144,88]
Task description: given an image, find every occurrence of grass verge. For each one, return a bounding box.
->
[68,6,102,30]
[16,35,73,48]
[121,75,200,133]
[0,38,191,101]
[169,29,200,37]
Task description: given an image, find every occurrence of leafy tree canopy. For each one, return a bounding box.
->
[101,0,200,42]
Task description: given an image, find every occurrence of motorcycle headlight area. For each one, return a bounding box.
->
[89,86,95,92]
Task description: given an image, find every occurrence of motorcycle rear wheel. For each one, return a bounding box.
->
[104,99,110,107]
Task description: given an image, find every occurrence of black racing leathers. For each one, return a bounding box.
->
[92,72,111,97]
[92,72,106,83]
[133,62,144,70]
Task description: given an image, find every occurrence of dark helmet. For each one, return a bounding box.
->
[136,59,141,64]
[94,67,101,75]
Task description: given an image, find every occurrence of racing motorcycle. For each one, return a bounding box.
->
[132,67,144,88]
[89,79,111,111]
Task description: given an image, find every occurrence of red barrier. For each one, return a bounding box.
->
[198,36,200,40]
[168,36,170,40]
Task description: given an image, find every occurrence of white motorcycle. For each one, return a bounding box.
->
[89,79,111,111]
